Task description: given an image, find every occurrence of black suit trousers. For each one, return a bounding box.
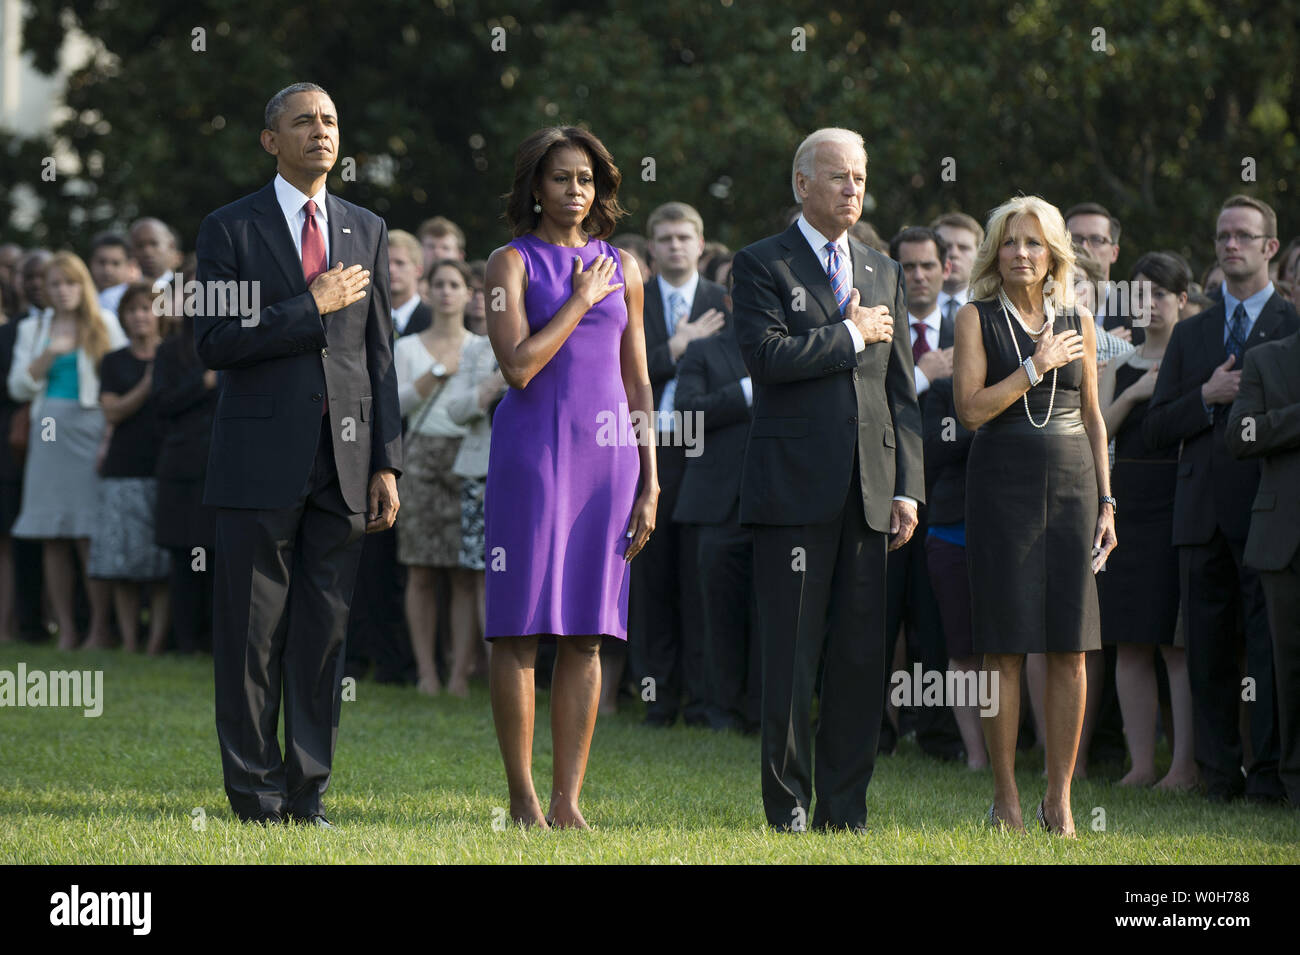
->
[1260,548,1300,805]
[630,441,706,721]
[885,528,962,758]
[213,417,366,820]
[1179,531,1281,798]
[753,454,887,830]
[695,503,760,729]
[345,523,414,683]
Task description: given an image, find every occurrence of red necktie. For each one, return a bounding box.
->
[912,322,931,364]
[302,199,329,416]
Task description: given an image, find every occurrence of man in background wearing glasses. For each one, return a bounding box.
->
[1144,194,1299,805]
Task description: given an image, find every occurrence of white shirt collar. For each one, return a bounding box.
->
[657,271,699,311]
[938,287,968,308]
[909,304,943,330]
[392,293,421,333]
[797,213,850,264]
[274,172,328,227]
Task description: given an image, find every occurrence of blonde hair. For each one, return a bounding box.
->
[791,128,866,204]
[646,201,704,241]
[969,196,1077,312]
[45,252,113,367]
[388,229,424,270]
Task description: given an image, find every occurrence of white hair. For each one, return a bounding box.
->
[791,128,867,204]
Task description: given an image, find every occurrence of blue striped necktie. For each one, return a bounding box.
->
[1226,303,1248,362]
[825,241,851,316]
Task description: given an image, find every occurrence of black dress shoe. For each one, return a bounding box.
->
[1204,786,1244,804]
[242,812,283,826]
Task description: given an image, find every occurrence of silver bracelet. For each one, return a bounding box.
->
[1022,356,1041,387]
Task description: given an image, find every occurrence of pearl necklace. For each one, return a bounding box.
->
[998,289,1057,429]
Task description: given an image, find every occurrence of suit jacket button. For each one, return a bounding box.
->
[312,393,322,401]
[321,348,328,358]
[849,415,857,423]
[852,369,860,380]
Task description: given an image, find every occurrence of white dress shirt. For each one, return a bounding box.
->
[936,287,968,323]
[796,214,865,351]
[98,282,127,316]
[909,305,943,395]
[274,172,330,263]
[392,293,421,336]
[796,215,914,510]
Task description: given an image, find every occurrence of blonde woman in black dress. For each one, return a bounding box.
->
[953,196,1117,836]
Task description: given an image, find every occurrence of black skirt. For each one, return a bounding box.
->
[965,409,1101,654]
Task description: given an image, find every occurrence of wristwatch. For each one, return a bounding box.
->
[1100,495,1118,513]
[1022,356,1042,387]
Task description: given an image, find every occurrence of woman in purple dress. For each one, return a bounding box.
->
[483,127,658,829]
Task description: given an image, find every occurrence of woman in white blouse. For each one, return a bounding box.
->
[394,259,479,696]
[9,253,126,650]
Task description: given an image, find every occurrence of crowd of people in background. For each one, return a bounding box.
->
[1,187,1297,809]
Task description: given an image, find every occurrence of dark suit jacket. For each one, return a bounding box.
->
[732,222,925,531]
[401,300,432,338]
[643,275,731,410]
[1226,330,1300,571]
[671,329,752,525]
[913,310,955,440]
[194,180,403,514]
[1143,292,1298,545]
[920,376,972,526]
[152,332,217,482]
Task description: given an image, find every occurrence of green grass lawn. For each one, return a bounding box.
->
[0,643,1295,863]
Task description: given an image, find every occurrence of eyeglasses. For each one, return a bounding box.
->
[1214,232,1271,246]
[1072,234,1112,248]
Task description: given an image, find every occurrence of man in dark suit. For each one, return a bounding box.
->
[883,226,963,761]
[344,229,427,685]
[1227,329,1300,809]
[1144,194,1298,804]
[631,201,730,727]
[195,82,403,827]
[672,324,759,733]
[732,128,925,831]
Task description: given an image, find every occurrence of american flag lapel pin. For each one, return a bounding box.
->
[342,227,352,234]
[863,263,873,272]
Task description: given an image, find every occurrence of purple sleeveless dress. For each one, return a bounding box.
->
[483,233,640,640]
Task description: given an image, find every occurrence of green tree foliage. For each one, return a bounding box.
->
[8,0,1297,279]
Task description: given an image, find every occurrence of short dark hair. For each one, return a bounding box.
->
[889,226,949,265]
[265,82,330,131]
[117,281,157,315]
[503,126,627,239]
[423,257,474,289]
[89,232,130,258]
[929,211,984,246]
[1064,202,1121,243]
[1130,251,1189,296]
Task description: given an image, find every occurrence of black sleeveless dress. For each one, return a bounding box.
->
[1098,357,1180,645]
[965,298,1101,654]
